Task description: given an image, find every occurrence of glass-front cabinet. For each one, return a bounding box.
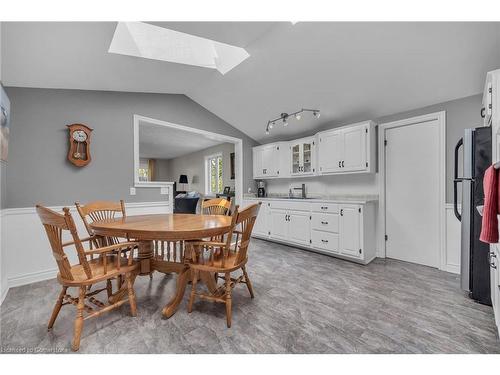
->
[290,136,316,176]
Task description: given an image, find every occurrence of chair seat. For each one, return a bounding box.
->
[58,256,138,285]
[190,250,247,272]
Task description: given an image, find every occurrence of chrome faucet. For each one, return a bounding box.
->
[292,184,306,199]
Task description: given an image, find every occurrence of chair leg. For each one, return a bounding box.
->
[241,266,255,299]
[106,279,113,298]
[71,286,86,352]
[225,272,232,328]
[188,269,199,313]
[48,286,67,330]
[126,273,137,317]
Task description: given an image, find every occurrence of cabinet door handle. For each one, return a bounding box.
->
[338,161,341,168]
[340,209,344,216]
[342,160,344,168]
[321,206,328,210]
[321,221,328,225]
[321,239,329,243]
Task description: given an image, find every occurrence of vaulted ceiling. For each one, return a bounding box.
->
[2,22,500,142]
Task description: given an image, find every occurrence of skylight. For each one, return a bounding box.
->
[108,22,250,75]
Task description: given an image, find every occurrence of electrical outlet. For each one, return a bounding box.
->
[130,187,136,196]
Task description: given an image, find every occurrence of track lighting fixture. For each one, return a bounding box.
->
[265,108,320,134]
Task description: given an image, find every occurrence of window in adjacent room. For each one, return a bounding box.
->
[205,153,223,194]
[138,158,156,182]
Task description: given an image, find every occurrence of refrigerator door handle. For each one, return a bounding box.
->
[454,137,464,221]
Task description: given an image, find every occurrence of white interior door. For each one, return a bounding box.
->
[385,120,440,267]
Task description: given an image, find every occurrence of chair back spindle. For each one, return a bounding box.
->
[202,198,231,216]
[76,200,126,245]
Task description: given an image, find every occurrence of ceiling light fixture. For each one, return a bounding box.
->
[265,108,320,135]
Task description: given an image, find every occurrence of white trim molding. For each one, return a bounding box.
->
[378,111,448,271]
[0,200,172,305]
[133,114,244,205]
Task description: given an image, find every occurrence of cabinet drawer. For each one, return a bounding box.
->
[269,200,310,212]
[311,230,339,253]
[311,213,339,233]
[311,202,339,213]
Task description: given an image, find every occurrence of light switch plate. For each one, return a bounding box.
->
[160,187,168,195]
[130,187,136,196]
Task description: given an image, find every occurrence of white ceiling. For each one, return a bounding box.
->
[2,22,500,142]
[139,122,226,159]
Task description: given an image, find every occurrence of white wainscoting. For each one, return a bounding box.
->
[444,204,461,274]
[0,201,172,305]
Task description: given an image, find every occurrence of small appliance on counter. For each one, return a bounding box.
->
[257,180,266,198]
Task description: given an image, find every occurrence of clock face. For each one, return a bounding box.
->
[72,130,87,142]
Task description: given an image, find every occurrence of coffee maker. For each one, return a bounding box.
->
[257,180,266,198]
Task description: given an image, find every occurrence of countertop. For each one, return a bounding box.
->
[243,194,378,204]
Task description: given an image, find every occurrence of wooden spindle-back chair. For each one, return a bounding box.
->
[75,200,127,247]
[186,202,261,327]
[201,198,231,216]
[36,204,139,351]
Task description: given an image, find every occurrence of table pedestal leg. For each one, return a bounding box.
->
[137,241,153,276]
[162,266,189,318]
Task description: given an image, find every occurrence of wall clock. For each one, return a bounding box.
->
[67,123,93,167]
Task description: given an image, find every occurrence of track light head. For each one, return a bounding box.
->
[295,113,301,120]
[313,111,320,119]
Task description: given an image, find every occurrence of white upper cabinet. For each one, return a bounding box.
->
[252,120,375,180]
[317,121,375,175]
[253,142,290,179]
[290,136,316,176]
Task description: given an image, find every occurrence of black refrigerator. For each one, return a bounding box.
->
[454,126,491,305]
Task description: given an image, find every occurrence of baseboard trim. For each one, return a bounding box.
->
[443,264,460,274]
[8,268,57,288]
[1,285,9,305]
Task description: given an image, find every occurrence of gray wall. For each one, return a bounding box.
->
[154,159,170,182]
[4,87,257,208]
[266,94,483,203]
[165,142,235,194]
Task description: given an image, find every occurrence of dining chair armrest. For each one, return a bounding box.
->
[84,241,139,256]
[85,241,139,269]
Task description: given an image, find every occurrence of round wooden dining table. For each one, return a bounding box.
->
[90,213,233,318]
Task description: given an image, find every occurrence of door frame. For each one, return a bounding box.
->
[378,111,446,270]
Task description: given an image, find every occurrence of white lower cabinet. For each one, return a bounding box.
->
[270,208,288,241]
[339,204,362,258]
[243,198,376,264]
[252,201,269,237]
[288,211,311,246]
[311,230,339,253]
[269,208,310,246]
